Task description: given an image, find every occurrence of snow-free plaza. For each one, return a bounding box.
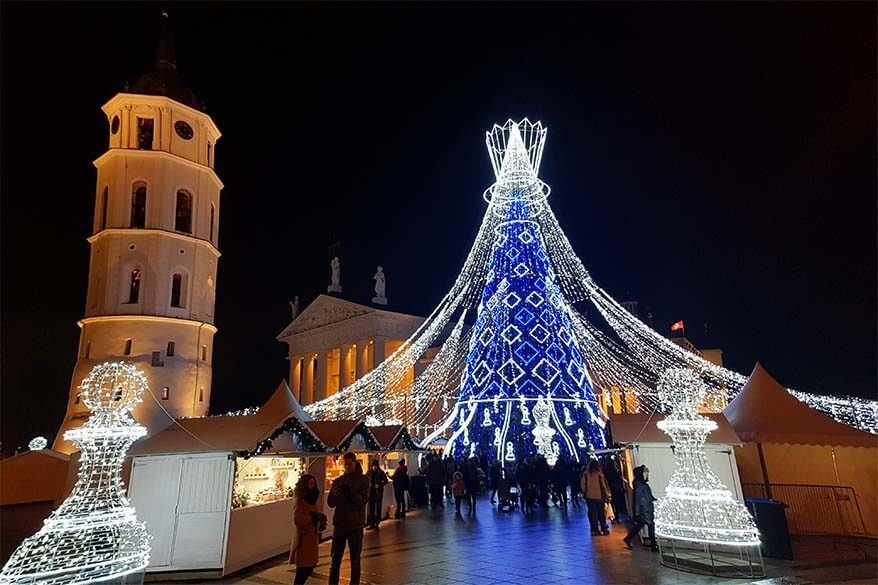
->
[1,4,877,585]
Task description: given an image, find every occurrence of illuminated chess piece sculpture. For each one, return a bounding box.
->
[1,362,151,584]
[654,367,759,546]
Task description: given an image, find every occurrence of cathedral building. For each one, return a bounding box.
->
[53,15,221,452]
[278,295,434,407]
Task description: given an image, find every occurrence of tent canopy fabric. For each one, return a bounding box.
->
[130,380,315,456]
[724,363,877,448]
[610,413,741,445]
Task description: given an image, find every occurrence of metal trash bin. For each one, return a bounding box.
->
[410,475,428,507]
[746,498,793,560]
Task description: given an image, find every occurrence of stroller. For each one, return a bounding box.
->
[496,476,519,512]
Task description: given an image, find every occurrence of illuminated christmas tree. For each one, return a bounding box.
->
[304,117,876,445]
[654,367,759,546]
[446,121,606,463]
[1,362,151,585]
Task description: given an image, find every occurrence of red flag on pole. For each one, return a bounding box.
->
[670,320,685,332]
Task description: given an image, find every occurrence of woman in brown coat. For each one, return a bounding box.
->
[289,474,325,584]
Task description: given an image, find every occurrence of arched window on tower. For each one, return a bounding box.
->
[209,203,216,242]
[100,186,109,231]
[127,269,142,304]
[170,273,185,308]
[137,117,154,150]
[175,190,192,233]
[130,182,147,228]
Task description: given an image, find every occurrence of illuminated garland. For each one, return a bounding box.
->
[337,422,382,453]
[654,368,760,546]
[302,118,877,438]
[1,362,151,585]
[391,427,421,451]
[244,416,326,459]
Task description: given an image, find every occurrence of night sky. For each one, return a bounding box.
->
[2,3,875,451]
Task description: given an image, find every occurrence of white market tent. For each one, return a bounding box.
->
[127,381,326,577]
[724,363,878,537]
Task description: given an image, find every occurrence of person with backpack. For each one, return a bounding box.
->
[623,465,658,551]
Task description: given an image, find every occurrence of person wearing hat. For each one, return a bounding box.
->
[328,452,370,584]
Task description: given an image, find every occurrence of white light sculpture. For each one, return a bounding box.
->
[28,436,48,451]
[300,117,878,439]
[1,362,151,584]
[654,367,760,546]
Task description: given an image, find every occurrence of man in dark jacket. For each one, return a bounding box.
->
[328,452,370,584]
[623,465,657,551]
[425,454,446,510]
[391,459,410,518]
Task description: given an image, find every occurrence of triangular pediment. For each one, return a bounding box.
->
[277,294,374,339]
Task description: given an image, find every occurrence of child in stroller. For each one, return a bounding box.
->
[496,472,519,512]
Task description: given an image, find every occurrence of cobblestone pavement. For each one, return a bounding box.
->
[157,497,877,585]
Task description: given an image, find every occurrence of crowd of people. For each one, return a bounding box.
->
[287,450,657,584]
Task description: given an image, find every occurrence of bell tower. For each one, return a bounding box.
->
[54,13,222,452]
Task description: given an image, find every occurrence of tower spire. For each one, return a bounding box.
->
[156,9,177,70]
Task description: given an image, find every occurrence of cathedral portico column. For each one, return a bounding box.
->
[302,354,315,406]
[339,344,353,390]
[290,354,303,401]
[314,350,329,402]
[372,338,387,394]
[356,341,369,379]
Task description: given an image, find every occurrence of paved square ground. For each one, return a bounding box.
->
[158,497,877,585]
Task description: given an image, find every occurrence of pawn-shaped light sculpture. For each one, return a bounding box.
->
[1,362,151,584]
[654,367,759,546]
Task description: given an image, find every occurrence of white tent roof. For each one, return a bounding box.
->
[724,363,877,448]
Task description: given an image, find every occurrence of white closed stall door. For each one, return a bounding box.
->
[129,456,183,567]
[171,456,233,567]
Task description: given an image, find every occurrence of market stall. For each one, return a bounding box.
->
[127,381,326,577]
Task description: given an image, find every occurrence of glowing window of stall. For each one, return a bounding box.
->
[232,456,304,509]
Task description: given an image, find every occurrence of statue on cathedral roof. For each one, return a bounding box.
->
[372,266,387,305]
[327,257,342,293]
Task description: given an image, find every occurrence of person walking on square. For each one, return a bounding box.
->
[603,457,628,522]
[464,457,481,514]
[367,459,388,530]
[425,454,446,510]
[289,474,326,584]
[489,459,502,504]
[517,458,535,515]
[552,456,569,508]
[328,452,370,585]
[581,459,611,536]
[391,458,410,519]
[451,471,467,514]
[444,455,456,497]
[624,465,658,551]
[534,455,551,508]
[568,459,582,510]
